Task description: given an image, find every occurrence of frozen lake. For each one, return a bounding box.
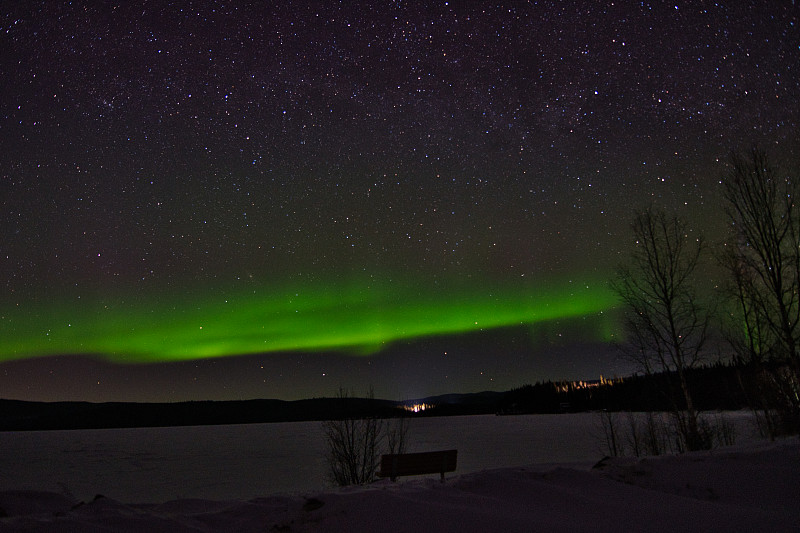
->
[0,411,762,503]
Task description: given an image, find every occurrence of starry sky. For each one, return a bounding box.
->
[1,1,798,402]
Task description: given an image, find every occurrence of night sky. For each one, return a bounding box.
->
[1,2,797,402]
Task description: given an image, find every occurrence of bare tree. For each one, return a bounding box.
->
[721,148,800,434]
[322,387,384,486]
[719,244,772,364]
[723,149,800,362]
[611,207,711,451]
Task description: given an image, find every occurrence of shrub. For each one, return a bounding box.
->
[322,388,412,486]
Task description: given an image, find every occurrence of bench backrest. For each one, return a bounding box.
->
[379,449,457,480]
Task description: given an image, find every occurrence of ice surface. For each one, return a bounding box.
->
[0,437,796,532]
[0,411,763,502]
[1,411,794,532]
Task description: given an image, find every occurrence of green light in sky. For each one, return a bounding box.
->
[0,276,618,363]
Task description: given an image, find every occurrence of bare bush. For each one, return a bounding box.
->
[641,411,671,456]
[621,411,671,457]
[596,410,622,457]
[386,413,409,456]
[322,388,413,487]
[597,410,734,459]
[707,412,737,447]
[322,387,384,487]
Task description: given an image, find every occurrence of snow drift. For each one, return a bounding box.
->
[1,438,796,532]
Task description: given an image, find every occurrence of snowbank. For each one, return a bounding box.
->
[1,438,796,532]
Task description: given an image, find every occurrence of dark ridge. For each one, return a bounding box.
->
[0,362,771,431]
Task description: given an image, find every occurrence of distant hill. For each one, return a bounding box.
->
[0,397,392,431]
[0,362,759,431]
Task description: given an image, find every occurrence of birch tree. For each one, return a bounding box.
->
[612,207,710,450]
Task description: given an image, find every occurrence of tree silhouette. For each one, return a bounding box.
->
[612,207,710,450]
[721,148,800,435]
[322,387,384,486]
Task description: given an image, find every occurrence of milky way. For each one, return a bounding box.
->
[0,2,797,401]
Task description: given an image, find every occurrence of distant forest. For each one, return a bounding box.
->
[497,361,767,415]
[0,361,772,431]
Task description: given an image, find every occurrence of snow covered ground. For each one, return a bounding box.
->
[0,412,645,502]
[1,412,796,531]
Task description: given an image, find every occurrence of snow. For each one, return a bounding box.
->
[0,412,797,531]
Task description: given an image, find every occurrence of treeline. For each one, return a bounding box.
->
[0,361,776,431]
[0,397,398,431]
[496,361,777,415]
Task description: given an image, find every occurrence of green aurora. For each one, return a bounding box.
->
[0,276,619,363]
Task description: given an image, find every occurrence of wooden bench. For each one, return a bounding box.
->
[377,450,457,482]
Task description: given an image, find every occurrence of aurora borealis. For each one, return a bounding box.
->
[1,2,797,402]
[0,276,616,361]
